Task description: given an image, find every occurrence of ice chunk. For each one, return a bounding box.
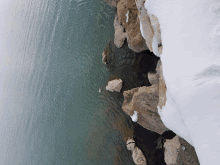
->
[130,111,138,122]
[126,11,129,23]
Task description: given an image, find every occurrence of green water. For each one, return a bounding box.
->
[0,0,135,164]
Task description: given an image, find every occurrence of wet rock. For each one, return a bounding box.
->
[116,0,148,52]
[114,14,127,48]
[134,123,166,165]
[122,84,169,134]
[127,138,147,165]
[102,40,159,91]
[106,79,123,92]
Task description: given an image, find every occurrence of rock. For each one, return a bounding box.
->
[135,0,162,54]
[156,60,167,109]
[102,51,107,64]
[102,40,159,91]
[122,84,169,134]
[135,0,154,52]
[114,14,127,48]
[163,136,200,165]
[175,137,200,165]
[148,72,159,85]
[106,79,123,92]
[103,0,120,7]
[133,147,147,165]
[149,15,162,47]
[127,138,147,165]
[158,45,163,55]
[127,138,136,151]
[116,0,148,52]
[102,43,111,65]
[164,136,181,165]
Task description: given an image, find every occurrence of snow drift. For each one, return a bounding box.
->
[144,0,220,164]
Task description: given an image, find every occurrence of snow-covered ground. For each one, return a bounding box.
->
[144,0,220,164]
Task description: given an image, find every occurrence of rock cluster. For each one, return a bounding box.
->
[101,0,200,164]
[113,0,163,54]
[122,59,168,134]
[122,84,168,134]
[114,0,148,52]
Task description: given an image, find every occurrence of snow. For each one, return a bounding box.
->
[126,11,129,23]
[152,35,160,57]
[144,0,220,164]
[130,111,138,122]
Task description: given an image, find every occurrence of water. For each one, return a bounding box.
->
[0,0,135,164]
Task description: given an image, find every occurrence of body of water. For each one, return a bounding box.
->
[0,0,135,164]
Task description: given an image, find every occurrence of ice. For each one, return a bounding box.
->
[152,35,160,57]
[130,111,138,122]
[126,11,129,23]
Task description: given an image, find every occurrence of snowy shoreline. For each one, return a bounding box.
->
[144,0,220,164]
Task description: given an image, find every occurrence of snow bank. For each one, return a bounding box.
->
[144,0,220,164]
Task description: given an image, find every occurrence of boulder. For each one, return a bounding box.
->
[164,136,200,165]
[114,14,127,48]
[156,60,167,109]
[148,72,159,85]
[164,136,181,165]
[116,0,148,52]
[106,79,123,92]
[127,138,147,165]
[122,84,169,134]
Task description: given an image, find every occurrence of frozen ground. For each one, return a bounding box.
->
[144,0,220,164]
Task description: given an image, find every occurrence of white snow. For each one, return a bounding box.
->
[144,0,220,164]
[140,21,144,39]
[130,111,138,122]
[152,35,160,57]
[126,11,129,23]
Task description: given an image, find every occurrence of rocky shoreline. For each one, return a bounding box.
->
[102,0,200,164]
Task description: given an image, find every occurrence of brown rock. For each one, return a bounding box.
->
[149,15,162,47]
[102,51,107,64]
[102,43,111,64]
[158,45,163,55]
[106,79,123,92]
[116,0,148,52]
[122,85,168,134]
[135,0,154,52]
[163,136,200,165]
[114,14,127,48]
[156,60,167,109]
[164,136,181,165]
[148,72,159,85]
[127,138,147,165]
[175,137,200,165]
